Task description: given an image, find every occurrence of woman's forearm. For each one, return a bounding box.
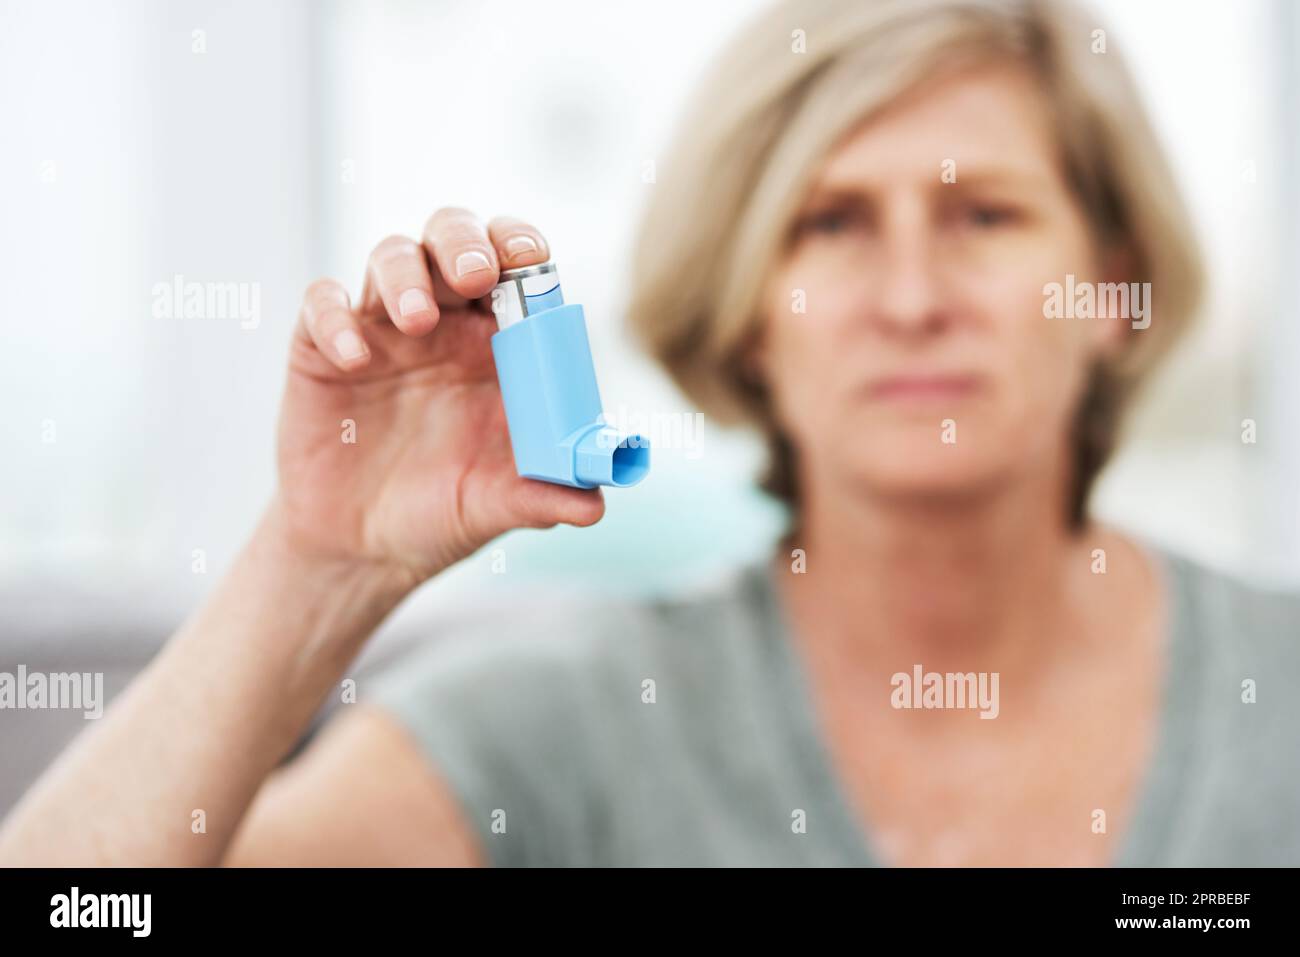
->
[0,502,418,866]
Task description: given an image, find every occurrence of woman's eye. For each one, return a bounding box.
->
[963,205,1017,228]
[797,208,863,236]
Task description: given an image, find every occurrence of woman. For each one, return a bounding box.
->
[2,0,1296,867]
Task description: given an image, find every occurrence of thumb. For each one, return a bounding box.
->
[506,479,606,530]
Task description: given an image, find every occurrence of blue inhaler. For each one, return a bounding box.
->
[488,263,650,489]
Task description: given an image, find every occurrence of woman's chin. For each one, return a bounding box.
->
[833,445,1013,505]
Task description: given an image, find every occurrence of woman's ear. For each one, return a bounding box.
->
[1090,245,1138,358]
[738,321,769,387]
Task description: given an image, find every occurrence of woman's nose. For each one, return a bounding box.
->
[870,224,947,336]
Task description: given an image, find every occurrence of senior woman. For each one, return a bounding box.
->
[2,0,1296,867]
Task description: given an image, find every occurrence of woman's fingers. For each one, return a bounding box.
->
[487,216,551,269]
[343,210,553,349]
[298,278,371,371]
[422,208,501,301]
[360,235,440,336]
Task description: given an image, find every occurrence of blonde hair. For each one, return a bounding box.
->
[625,0,1204,526]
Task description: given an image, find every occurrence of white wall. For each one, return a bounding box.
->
[1,0,316,613]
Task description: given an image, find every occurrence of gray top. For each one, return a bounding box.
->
[369,543,1300,866]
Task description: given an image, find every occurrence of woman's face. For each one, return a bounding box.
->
[757,64,1126,507]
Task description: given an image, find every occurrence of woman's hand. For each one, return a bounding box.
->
[273,208,605,585]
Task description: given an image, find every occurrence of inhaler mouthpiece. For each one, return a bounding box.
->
[489,263,649,489]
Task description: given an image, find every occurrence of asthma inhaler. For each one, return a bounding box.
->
[488,263,650,489]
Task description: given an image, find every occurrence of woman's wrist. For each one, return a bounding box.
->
[256,495,425,602]
[248,499,423,656]
[168,499,427,730]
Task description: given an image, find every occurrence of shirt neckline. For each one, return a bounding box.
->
[747,536,1203,867]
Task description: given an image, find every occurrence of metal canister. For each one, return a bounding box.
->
[490,262,564,329]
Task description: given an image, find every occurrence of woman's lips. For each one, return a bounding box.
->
[866,373,985,401]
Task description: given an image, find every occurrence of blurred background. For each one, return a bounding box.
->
[1,0,1298,808]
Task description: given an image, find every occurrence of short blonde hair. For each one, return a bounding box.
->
[625,0,1204,526]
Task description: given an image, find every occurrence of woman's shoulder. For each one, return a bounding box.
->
[1157,544,1300,651]
[1142,543,1300,864]
[1154,543,1300,703]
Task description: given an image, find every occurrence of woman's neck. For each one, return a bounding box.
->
[775,465,1121,676]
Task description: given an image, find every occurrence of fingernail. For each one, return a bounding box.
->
[398,288,431,317]
[454,250,492,277]
[504,235,539,260]
[333,329,368,361]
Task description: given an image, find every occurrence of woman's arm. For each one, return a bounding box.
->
[0,209,601,866]
[224,703,485,867]
[0,504,416,865]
